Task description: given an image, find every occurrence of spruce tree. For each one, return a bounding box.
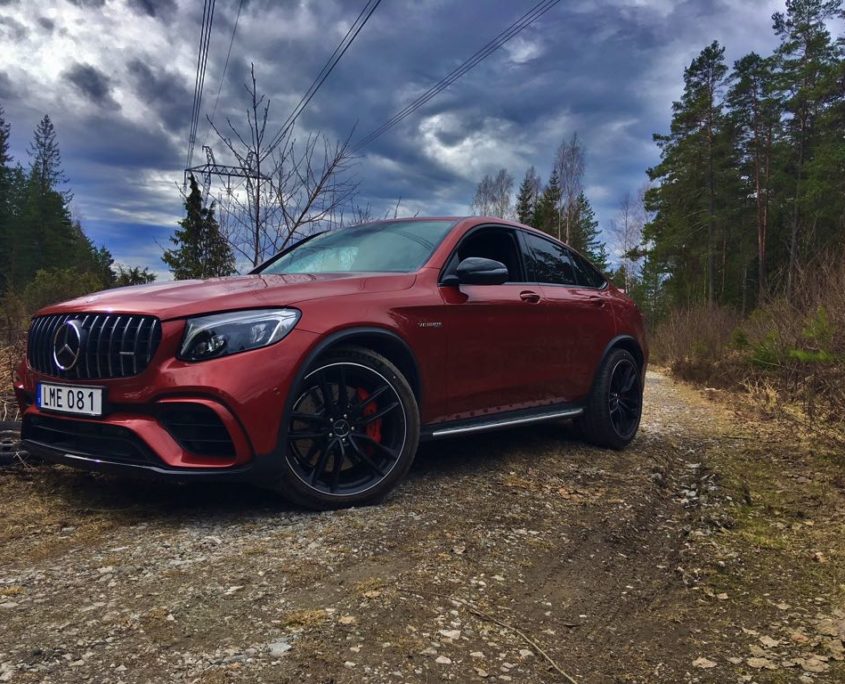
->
[533,169,562,237]
[29,115,70,200]
[515,166,540,225]
[163,175,236,279]
[569,193,610,271]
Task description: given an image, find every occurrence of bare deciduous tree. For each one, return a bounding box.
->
[555,133,585,243]
[611,187,647,291]
[208,64,359,268]
[471,168,514,218]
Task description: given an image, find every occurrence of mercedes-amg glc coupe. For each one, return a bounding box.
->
[14,217,647,509]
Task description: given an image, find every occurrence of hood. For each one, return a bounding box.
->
[38,273,416,320]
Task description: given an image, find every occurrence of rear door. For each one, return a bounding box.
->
[519,231,617,402]
[438,225,551,419]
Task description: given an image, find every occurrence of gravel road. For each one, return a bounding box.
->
[1,371,843,683]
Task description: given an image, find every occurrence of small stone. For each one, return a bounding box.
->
[435,656,452,665]
[224,586,244,595]
[519,649,534,659]
[268,640,292,657]
[727,657,743,664]
[800,657,829,673]
[692,657,717,669]
[475,668,489,678]
[747,657,777,670]
[420,647,438,656]
[759,635,780,648]
[343,661,356,669]
[470,651,484,658]
[0,602,18,609]
[716,593,728,601]
[439,629,461,640]
[338,615,357,625]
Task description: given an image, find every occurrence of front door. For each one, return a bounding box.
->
[438,226,551,420]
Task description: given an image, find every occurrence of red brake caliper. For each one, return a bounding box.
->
[356,388,382,452]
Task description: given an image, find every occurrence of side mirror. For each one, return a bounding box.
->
[451,257,509,285]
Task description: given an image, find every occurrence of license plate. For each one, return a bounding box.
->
[37,383,104,417]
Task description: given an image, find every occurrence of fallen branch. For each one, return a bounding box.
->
[397,586,577,683]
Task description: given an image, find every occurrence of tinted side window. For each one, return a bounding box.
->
[445,227,527,282]
[522,233,577,285]
[569,251,606,288]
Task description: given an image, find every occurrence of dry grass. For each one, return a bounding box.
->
[652,255,845,442]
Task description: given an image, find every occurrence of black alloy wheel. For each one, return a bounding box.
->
[278,347,419,509]
[607,357,641,440]
[578,348,643,450]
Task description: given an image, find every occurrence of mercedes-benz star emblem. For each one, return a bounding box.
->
[52,319,84,371]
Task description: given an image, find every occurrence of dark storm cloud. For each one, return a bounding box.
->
[127,0,177,19]
[64,0,107,8]
[0,0,789,272]
[0,71,14,99]
[127,58,192,129]
[63,113,181,169]
[37,16,55,32]
[64,62,120,110]
[0,14,27,40]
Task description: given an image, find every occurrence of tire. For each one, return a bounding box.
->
[275,346,420,510]
[578,348,643,450]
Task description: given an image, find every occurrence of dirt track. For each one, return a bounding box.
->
[1,371,843,683]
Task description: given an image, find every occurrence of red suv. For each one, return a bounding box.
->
[14,217,647,509]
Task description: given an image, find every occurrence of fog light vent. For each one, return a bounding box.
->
[158,404,235,458]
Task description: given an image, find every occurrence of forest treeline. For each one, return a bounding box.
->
[472,0,844,326]
[0,108,155,320]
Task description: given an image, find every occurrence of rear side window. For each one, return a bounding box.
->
[569,251,607,288]
[521,233,577,285]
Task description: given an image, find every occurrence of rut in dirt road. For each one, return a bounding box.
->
[1,371,834,683]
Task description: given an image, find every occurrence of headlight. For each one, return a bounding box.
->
[179,309,301,361]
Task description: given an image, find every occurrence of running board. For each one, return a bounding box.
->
[424,406,583,440]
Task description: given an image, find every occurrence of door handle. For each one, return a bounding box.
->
[520,290,541,303]
[588,296,606,308]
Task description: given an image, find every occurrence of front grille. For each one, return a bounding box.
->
[22,414,159,466]
[159,404,236,458]
[28,314,162,380]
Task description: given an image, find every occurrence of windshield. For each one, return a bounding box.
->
[258,220,456,275]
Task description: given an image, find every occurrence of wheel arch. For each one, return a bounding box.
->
[299,327,423,405]
[600,335,645,374]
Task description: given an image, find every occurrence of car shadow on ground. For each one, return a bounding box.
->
[12,419,589,524]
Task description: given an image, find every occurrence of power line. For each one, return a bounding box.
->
[263,0,383,159]
[186,0,216,171]
[354,0,561,151]
[202,0,246,148]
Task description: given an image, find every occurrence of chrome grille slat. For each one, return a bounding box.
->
[26,313,161,379]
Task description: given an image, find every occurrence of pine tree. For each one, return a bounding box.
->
[772,0,842,292]
[533,169,562,237]
[515,166,541,225]
[0,106,11,290]
[114,266,156,286]
[568,193,610,271]
[645,41,733,307]
[727,53,780,299]
[163,175,236,279]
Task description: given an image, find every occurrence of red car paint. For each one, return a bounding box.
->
[13,217,647,478]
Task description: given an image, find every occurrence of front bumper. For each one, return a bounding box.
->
[22,438,283,482]
[15,323,320,477]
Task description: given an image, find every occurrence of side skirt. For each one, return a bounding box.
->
[420,404,583,441]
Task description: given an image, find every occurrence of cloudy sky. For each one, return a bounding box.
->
[0,0,793,277]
